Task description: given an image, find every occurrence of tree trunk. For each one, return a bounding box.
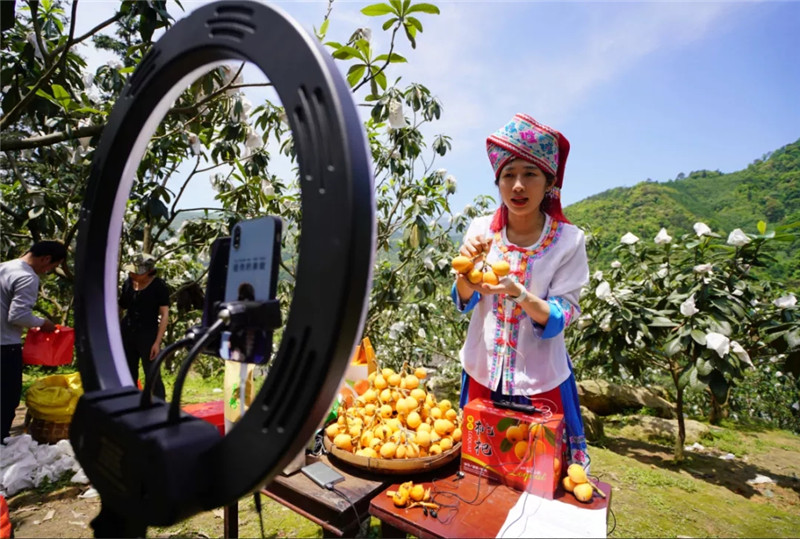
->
[708,387,730,425]
[674,385,685,462]
[670,361,686,462]
[709,389,722,425]
[143,224,153,254]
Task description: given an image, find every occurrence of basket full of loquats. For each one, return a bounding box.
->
[323,363,463,474]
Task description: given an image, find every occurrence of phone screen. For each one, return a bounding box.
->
[220,216,282,364]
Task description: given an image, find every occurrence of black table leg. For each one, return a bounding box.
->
[91,504,147,538]
[380,520,406,538]
[224,502,238,538]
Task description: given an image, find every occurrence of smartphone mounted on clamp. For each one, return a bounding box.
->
[200,217,282,364]
[219,216,282,364]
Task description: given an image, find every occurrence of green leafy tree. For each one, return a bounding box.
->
[1,0,479,384]
[569,221,799,460]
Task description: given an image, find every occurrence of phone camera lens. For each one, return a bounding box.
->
[233,227,241,249]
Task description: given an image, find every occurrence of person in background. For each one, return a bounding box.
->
[452,113,590,468]
[0,240,67,443]
[119,253,170,400]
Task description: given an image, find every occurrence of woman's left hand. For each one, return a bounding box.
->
[150,342,161,360]
[458,275,520,297]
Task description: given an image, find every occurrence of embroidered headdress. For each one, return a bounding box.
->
[486,113,571,229]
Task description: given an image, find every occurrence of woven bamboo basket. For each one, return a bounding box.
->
[323,435,461,475]
[24,411,71,444]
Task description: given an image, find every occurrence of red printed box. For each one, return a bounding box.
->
[461,398,565,498]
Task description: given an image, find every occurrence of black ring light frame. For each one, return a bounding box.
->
[72,0,374,522]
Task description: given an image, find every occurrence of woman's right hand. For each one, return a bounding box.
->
[460,235,492,259]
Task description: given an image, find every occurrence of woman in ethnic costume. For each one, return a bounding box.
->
[452,113,589,468]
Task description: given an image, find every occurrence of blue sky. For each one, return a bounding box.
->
[76,0,800,214]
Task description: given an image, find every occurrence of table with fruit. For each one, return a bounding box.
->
[317,360,608,536]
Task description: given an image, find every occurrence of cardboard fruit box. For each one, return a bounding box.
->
[461,398,565,498]
[333,337,377,407]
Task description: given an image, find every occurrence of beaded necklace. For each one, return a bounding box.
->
[489,216,562,394]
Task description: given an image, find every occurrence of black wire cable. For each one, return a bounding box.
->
[497,485,534,537]
[434,423,545,512]
[435,427,552,533]
[309,429,327,457]
[432,466,491,505]
[590,470,616,536]
[328,484,361,533]
[168,318,226,424]
[428,465,499,526]
[139,337,194,408]
[607,506,617,535]
[252,491,266,538]
[494,427,550,537]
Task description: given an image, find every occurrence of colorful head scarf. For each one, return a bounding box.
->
[486,113,571,229]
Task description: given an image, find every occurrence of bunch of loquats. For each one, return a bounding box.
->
[451,252,510,285]
[562,463,605,503]
[385,480,439,509]
[324,365,462,460]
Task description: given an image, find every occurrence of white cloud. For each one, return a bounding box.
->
[503,3,731,119]
[63,0,767,213]
[374,2,736,133]
[355,2,742,208]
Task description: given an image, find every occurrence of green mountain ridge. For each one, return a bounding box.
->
[565,138,800,285]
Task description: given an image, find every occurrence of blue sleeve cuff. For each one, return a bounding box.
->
[540,299,566,339]
[451,283,480,313]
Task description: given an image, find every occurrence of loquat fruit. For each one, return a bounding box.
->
[567,464,588,484]
[562,476,576,493]
[482,270,499,285]
[451,255,474,274]
[333,433,353,451]
[491,260,510,277]
[467,268,484,284]
[410,484,426,502]
[573,483,593,503]
[325,423,340,440]
[414,430,431,448]
[380,442,398,459]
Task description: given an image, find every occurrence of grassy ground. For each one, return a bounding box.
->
[21,366,224,404]
[149,496,332,538]
[591,422,800,538]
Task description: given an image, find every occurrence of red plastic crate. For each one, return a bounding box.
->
[183,400,225,436]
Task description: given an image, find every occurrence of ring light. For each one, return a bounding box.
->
[70,0,374,528]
